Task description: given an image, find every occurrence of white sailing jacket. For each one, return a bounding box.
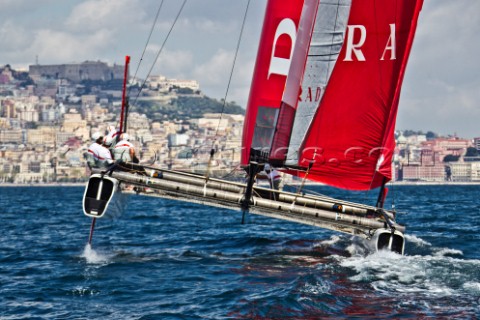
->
[87,142,113,168]
[113,139,134,162]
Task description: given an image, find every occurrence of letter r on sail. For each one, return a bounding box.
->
[268,19,297,78]
[344,25,366,61]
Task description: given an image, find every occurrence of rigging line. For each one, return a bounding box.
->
[204,0,250,181]
[128,0,165,97]
[390,175,396,210]
[389,1,399,214]
[214,0,251,139]
[295,150,316,194]
[131,0,188,108]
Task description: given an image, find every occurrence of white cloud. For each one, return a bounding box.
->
[66,0,145,32]
[193,49,234,86]
[188,48,257,107]
[191,17,239,35]
[0,21,31,50]
[142,48,195,79]
[398,0,480,137]
[31,28,115,64]
[0,0,55,12]
[226,56,256,107]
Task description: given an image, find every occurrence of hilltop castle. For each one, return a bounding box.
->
[29,61,125,83]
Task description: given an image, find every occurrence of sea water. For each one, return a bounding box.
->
[0,185,479,318]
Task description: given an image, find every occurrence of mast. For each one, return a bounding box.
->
[241,162,261,224]
[119,55,130,134]
[375,177,388,208]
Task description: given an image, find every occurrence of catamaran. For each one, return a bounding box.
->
[83,0,424,255]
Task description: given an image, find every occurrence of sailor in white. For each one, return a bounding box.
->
[113,133,136,163]
[86,132,114,168]
[112,133,149,191]
[104,125,120,149]
[258,163,282,190]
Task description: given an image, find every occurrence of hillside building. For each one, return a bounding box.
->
[29,61,125,83]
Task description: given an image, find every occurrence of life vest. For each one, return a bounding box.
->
[87,143,113,168]
[268,170,282,181]
[113,140,134,162]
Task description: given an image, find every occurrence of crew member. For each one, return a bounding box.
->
[113,133,149,193]
[86,132,114,168]
[257,163,282,191]
[104,125,120,149]
[113,133,137,163]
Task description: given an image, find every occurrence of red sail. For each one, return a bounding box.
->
[294,0,424,190]
[242,0,423,191]
[240,0,304,165]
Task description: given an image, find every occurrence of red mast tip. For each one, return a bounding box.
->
[120,55,131,134]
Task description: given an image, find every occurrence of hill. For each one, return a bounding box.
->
[133,95,245,121]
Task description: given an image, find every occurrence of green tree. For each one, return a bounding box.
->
[443,154,460,162]
[134,96,244,121]
[465,147,479,157]
[426,131,438,140]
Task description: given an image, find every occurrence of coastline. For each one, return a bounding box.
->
[0,182,86,187]
[286,180,480,187]
[388,181,480,186]
[2,181,480,187]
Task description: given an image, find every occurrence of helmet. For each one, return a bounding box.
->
[264,164,271,171]
[92,132,102,141]
[122,133,130,141]
[103,136,113,146]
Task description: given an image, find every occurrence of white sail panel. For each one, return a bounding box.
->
[285,0,352,165]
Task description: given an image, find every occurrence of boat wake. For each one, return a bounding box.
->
[331,234,480,314]
[81,244,111,265]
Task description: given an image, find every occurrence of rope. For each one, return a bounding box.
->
[289,161,314,209]
[390,178,396,212]
[214,0,251,138]
[131,0,188,108]
[219,164,242,179]
[205,0,251,180]
[129,0,165,96]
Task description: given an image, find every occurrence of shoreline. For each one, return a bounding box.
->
[0,182,86,187]
[2,181,480,187]
[388,181,480,186]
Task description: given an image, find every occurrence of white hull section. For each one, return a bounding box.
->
[83,174,125,219]
[369,228,405,255]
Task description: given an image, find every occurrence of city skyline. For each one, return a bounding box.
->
[1,0,479,138]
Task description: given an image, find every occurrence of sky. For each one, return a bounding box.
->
[0,0,479,138]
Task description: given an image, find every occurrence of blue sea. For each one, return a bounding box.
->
[1,185,479,319]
